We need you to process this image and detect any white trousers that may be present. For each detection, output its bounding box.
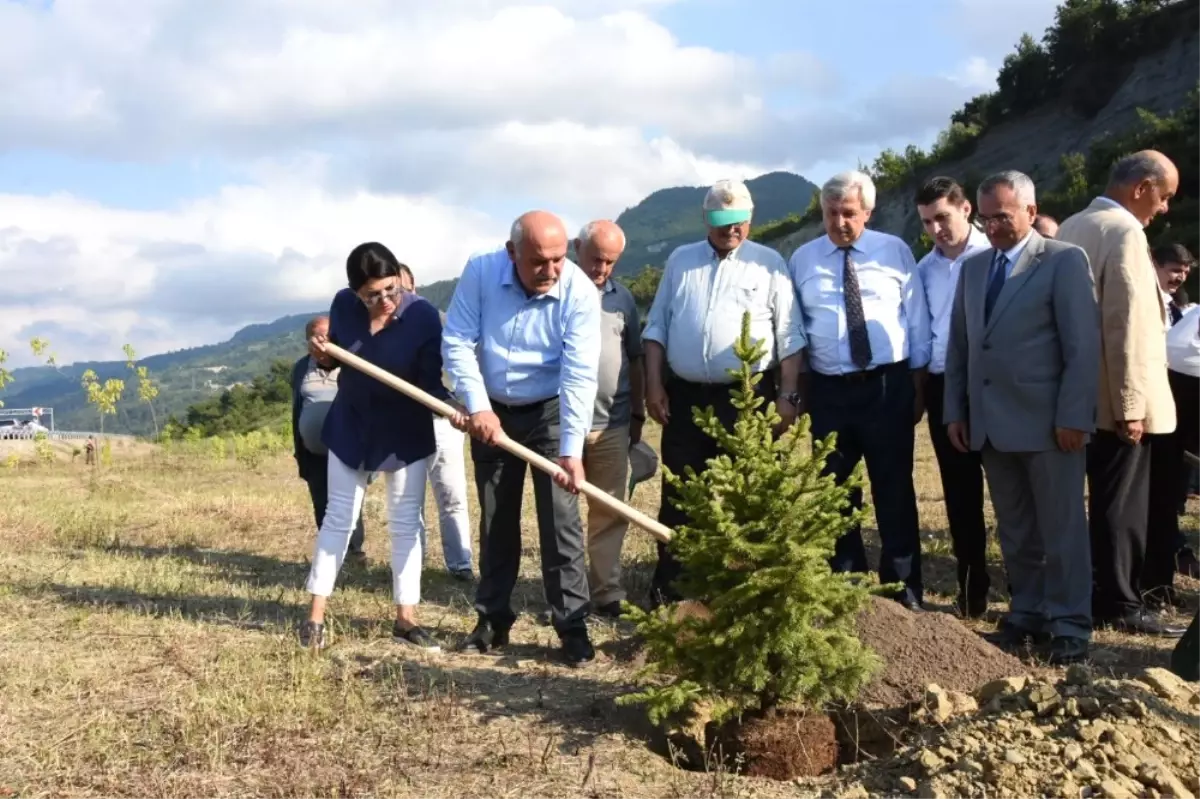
[421,417,473,571]
[306,451,429,606]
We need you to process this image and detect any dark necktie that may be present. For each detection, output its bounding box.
[984,252,1009,323]
[841,246,873,370]
[1170,300,1182,326]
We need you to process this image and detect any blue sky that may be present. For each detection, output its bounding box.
[0,0,1061,365]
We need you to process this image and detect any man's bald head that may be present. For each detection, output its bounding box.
[305,315,333,366]
[575,220,626,287]
[1106,149,1179,227]
[506,210,569,295]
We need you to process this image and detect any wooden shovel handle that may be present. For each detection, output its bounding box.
[322,341,673,543]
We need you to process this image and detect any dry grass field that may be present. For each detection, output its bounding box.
[0,423,1195,797]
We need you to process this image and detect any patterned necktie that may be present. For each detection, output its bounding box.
[984,252,1009,323]
[841,246,873,370]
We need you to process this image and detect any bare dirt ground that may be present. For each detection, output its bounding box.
[0,425,1195,797]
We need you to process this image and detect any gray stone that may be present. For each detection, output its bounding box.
[978,676,1027,702]
[1097,778,1136,799]
[1073,760,1099,781]
[1004,749,1027,765]
[1064,742,1085,762]
[897,776,917,793]
[1065,664,1093,686]
[1138,763,1195,799]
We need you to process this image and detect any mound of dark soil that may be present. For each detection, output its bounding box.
[854,596,1024,708]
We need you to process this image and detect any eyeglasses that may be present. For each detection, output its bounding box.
[359,284,401,307]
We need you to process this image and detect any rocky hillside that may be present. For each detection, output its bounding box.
[762,6,1199,259]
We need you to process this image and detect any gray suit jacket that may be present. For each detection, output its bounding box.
[943,230,1100,452]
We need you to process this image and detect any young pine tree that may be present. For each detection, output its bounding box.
[620,312,881,727]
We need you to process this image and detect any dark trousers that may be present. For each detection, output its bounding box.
[471,397,589,636]
[304,455,365,553]
[1145,432,1183,598]
[925,373,990,604]
[808,362,923,601]
[1087,430,1151,619]
[652,373,777,603]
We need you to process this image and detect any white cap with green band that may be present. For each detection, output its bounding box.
[702,178,754,227]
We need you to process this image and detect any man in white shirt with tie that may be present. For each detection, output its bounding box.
[643,179,807,606]
[789,169,931,610]
[914,176,993,617]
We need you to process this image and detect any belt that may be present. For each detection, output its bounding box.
[813,361,906,383]
[489,395,556,413]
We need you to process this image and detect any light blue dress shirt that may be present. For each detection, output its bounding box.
[442,246,602,458]
[918,227,991,375]
[789,228,932,376]
[642,239,806,383]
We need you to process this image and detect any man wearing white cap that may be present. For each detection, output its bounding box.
[642,178,807,606]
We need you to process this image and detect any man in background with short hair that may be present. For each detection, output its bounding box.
[292,315,366,561]
[573,219,645,617]
[1033,214,1059,238]
[914,176,993,617]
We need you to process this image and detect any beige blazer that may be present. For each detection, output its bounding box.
[1057,198,1176,434]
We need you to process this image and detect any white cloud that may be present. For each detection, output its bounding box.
[0,0,1037,367]
[0,181,499,366]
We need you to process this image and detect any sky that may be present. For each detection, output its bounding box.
[0,0,1062,367]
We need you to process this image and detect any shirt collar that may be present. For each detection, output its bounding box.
[600,278,616,294]
[934,227,990,262]
[1094,195,1143,227]
[1000,229,1034,264]
[823,228,871,257]
[500,262,564,300]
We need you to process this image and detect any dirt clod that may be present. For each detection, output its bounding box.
[711,709,839,781]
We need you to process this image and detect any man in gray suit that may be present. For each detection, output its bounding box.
[943,170,1100,665]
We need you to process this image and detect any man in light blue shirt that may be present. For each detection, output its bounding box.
[642,179,807,605]
[914,176,993,618]
[789,169,931,611]
[442,209,602,666]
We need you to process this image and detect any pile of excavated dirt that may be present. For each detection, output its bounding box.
[854,597,1025,708]
[813,665,1200,799]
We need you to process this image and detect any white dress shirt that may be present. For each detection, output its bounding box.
[918,228,991,375]
[789,228,932,375]
[642,239,806,383]
[1167,304,1200,378]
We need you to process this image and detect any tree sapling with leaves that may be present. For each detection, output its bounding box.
[619,312,881,728]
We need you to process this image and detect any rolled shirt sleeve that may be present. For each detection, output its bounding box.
[558,285,603,458]
[441,255,492,415]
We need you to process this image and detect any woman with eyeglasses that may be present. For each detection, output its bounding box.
[299,241,467,651]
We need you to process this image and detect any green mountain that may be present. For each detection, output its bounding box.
[415,170,818,309]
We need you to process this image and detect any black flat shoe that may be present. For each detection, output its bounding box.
[1101,610,1186,638]
[394,623,441,652]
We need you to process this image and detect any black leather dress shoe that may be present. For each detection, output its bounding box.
[1102,610,1186,638]
[1046,636,1088,665]
[457,617,510,653]
[561,630,595,667]
[986,620,1050,651]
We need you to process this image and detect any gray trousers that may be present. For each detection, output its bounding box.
[471,397,589,636]
[982,444,1091,640]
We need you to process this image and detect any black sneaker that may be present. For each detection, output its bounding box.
[449,567,476,582]
[457,617,510,653]
[394,623,441,652]
[562,631,595,666]
[298,620,326,650]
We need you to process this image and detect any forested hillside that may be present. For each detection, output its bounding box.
[760,0,1199,265]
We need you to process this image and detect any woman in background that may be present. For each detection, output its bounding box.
[299,242,466,651]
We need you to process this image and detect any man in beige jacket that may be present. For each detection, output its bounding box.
[1057,150,1185,638]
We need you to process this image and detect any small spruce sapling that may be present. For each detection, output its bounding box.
[619,312,881,727]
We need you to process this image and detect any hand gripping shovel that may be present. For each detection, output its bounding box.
[322,341,673,544]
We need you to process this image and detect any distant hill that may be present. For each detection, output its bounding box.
[612,170,817,273]
[5,171,816,436]
[414,170,818,313]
